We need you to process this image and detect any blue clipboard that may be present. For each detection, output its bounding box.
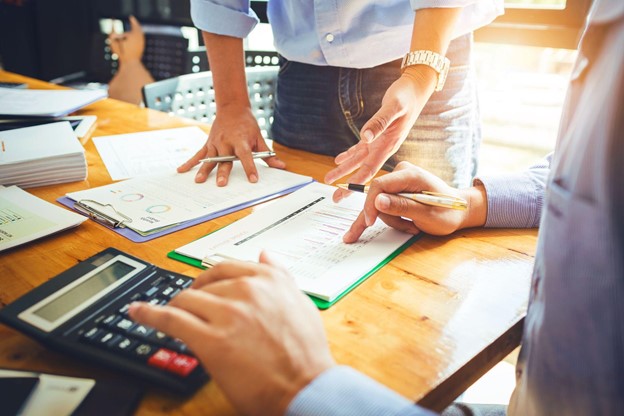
[57,181,313,243]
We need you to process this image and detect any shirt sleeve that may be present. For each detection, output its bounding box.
[190,0,258,38]
[410,0,505,39]
[475,153,553,228]
[286,366,436,416]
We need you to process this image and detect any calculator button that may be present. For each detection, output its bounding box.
[133,343,156,360]
[130,324,154,339]
[165,354,199,377]
[146,330,171,346]
[167,338,190,354]
[160,286,176,298]
[118,303,131,315]
[101,314,121,328]
[147,348,178,370]
[81,327,102,342]
[148,297,166,306]
[144,286,160,298]
[115,318,135,332]
[113,337,139,353]
[98,332,117,345]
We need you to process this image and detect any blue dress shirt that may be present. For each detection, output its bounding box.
[189,0,503,68]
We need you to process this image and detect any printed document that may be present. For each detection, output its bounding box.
[0,87,106,117]
[175,182,415,302]
[93,127,208,180]
[0,186,86,252]
[65,165,313,235]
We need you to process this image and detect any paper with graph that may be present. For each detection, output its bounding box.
[174,182,415,302]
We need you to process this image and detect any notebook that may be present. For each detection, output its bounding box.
[170,182,420,308]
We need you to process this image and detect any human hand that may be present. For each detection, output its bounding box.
[343,161,487,242]
[108,15,145,63]
[177,106,286,185]
[324,69,436,201]
[129,251,335,416]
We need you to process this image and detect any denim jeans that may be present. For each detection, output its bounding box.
[271,33,479,188]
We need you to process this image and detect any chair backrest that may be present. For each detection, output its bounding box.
[142,66,278,139]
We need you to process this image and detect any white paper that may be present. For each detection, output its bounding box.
[93,127,208,180]
[176,182,414,302]
[66,164,313,234]
[0,122,87,188]
[0,369,95,416]
[0,87,106,117]
[0,186,86,252]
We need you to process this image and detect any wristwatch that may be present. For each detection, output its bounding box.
[401,50,450,92]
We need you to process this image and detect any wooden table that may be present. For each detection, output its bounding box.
[0,71,538,414]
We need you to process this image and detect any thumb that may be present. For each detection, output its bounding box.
[359,104,397,143]
[128,15,142,33]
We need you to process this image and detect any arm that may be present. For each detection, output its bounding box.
[180,1,285,185]
[324,7,462,189]
[107,16,155,105]
[344,155,551,242]
[129,253,433,416]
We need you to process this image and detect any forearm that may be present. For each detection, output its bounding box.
[202,31,250,110]
[402,7,462,93]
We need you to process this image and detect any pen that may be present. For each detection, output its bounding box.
[337,183,468,210]
[199,151,276,163]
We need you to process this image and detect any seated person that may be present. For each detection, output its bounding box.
[107,16,154,105]
[128,0,624,414]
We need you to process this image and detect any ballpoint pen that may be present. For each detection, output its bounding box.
[199,151,276,163]
[337,183,468,210]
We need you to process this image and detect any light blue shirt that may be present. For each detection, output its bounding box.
[287,0,624,414]
[189,0,503,68]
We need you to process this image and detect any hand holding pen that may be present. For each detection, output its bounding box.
[341,161,488,243]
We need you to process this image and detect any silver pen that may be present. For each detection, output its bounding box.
[199,151,276,163]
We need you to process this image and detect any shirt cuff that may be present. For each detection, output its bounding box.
[410,0,504,39]
[190,0,259,38]
[475,173,543,228]
[287,366,435,416]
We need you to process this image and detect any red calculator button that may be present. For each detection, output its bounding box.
[148,348,178,369]
[165,354,199,377]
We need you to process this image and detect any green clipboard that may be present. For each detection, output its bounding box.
[168,233,422,309]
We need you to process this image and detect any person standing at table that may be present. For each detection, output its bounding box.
[107,16,155,105]
[130,0,624,414]
[178,1,503,189]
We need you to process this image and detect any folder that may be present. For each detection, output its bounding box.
[169,182,421,309]
[58,165,314,243]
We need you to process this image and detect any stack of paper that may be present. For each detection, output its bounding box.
[0,122,87,188]
[0,185,86,252]
[0,87,107,117]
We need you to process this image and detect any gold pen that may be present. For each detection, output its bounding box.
[337,183,467,210]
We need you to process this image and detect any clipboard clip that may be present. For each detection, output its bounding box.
[74,199,132,228]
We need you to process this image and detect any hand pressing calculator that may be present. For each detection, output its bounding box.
[0,248,208,395]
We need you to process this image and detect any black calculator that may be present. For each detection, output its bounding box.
[0,248,208,395]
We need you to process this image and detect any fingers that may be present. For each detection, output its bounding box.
[324,144,367,184]
[192,259,267,289]
[343,211,368,243]
[128,15,142,34]
[129,301,213,346]
[359,104,399,144]
[215,162,233,186]
[377,213,421,235]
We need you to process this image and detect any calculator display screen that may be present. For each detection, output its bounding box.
[32,261,135,323]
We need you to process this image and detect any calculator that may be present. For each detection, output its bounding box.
[0,248,208,395]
